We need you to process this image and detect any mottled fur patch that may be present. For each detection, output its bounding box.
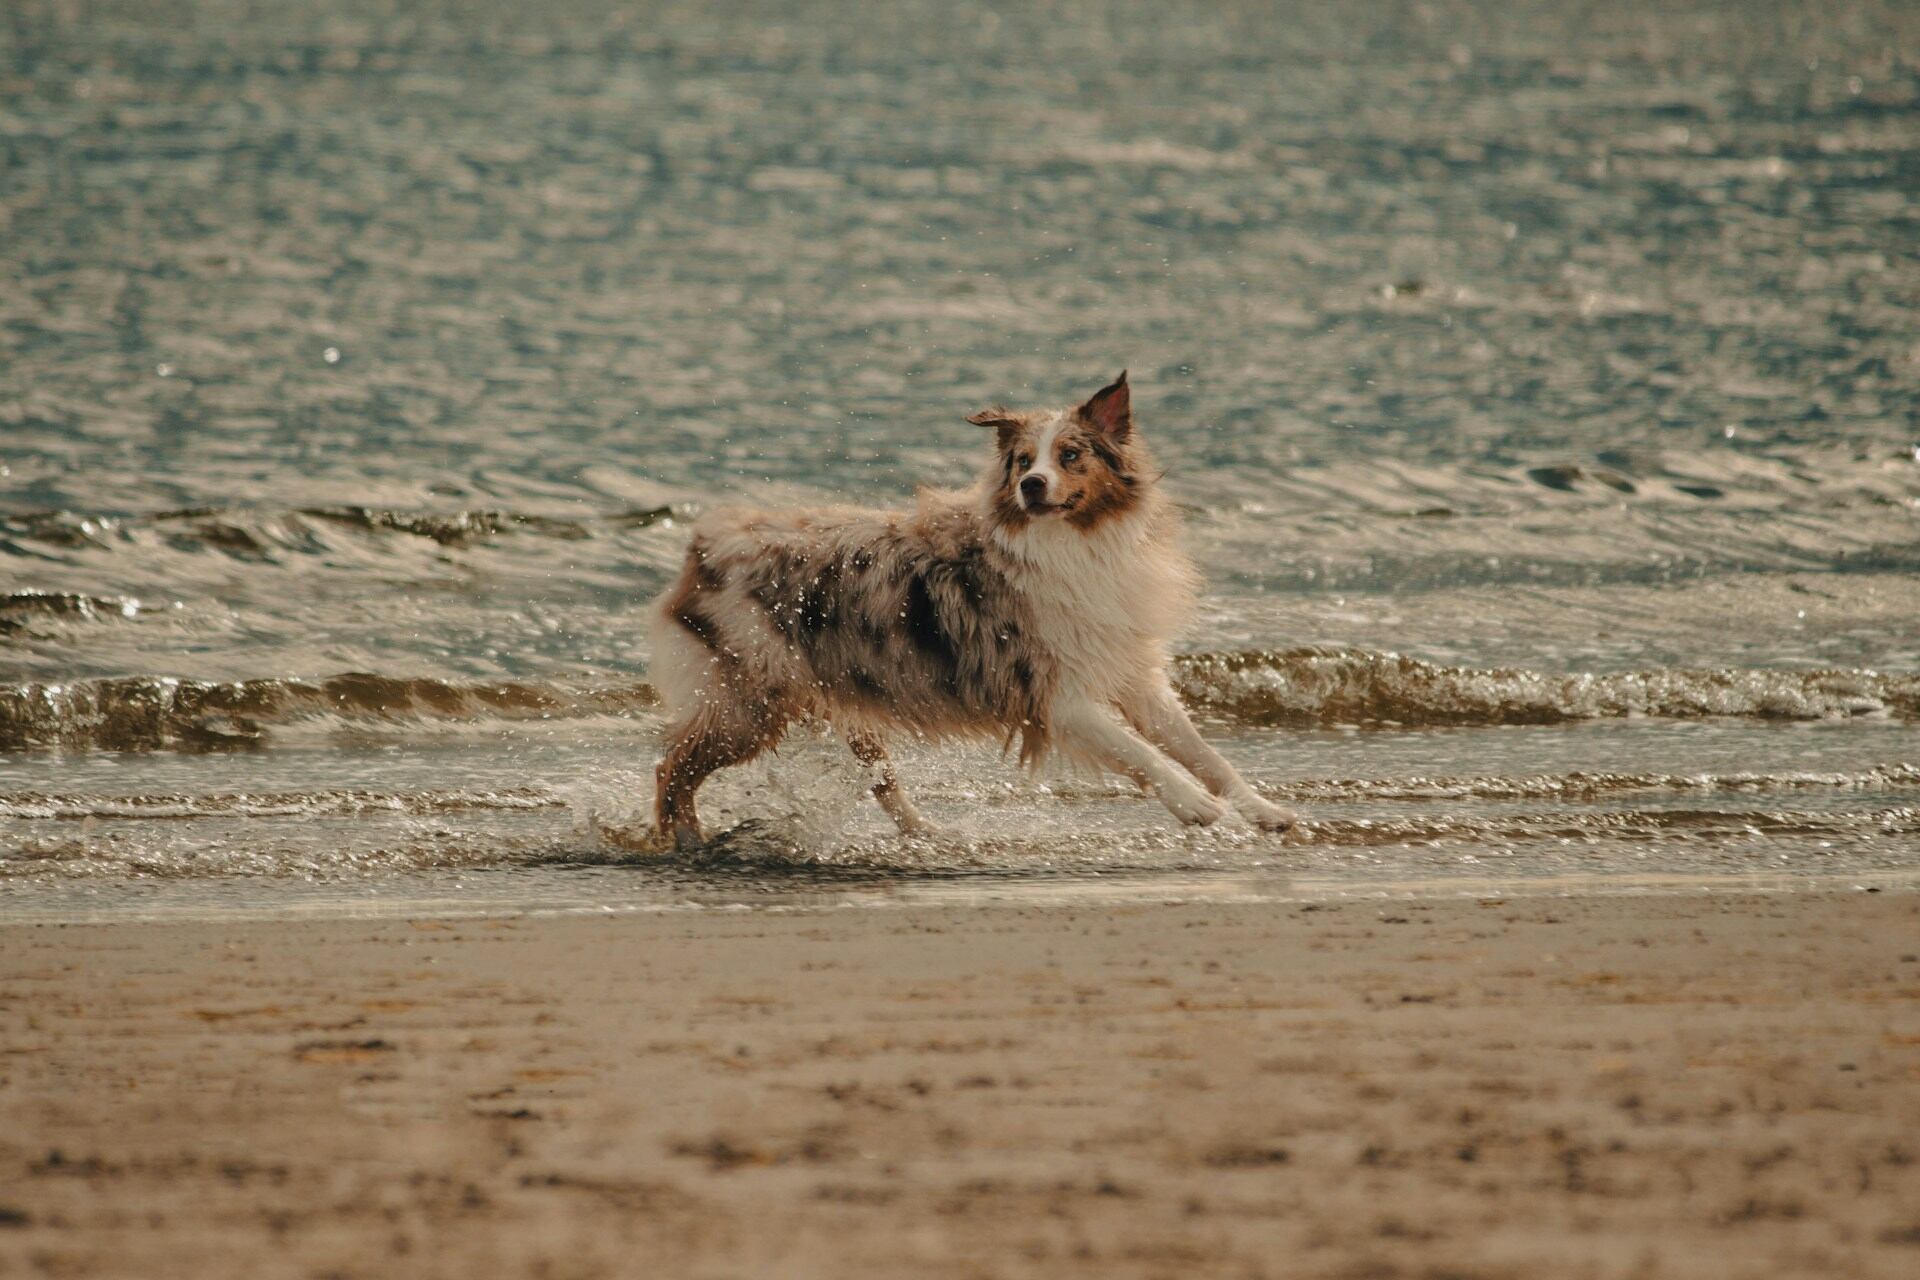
[657,497,1058,762]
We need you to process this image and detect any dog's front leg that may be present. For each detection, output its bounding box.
[1120,679,1298,832]
[1053,698,1225,827]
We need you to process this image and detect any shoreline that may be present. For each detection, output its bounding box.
[6,862,1919,929]
[4,887,1918,1277]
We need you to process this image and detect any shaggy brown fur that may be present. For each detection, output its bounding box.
[647,372,1295,846]
[648,489,1062,840]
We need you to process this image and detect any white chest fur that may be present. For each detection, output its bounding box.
[992,510,1194,702]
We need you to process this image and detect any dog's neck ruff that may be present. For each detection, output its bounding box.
[987,492,1159,569]
[983,488,1195,700]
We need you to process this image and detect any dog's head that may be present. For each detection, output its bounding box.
[968,372,1148,532]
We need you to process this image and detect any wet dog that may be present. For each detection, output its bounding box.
[647,372,1299,846]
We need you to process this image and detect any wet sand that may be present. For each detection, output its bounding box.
[3,889,1918,1279]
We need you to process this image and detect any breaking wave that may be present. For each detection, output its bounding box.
[1301,803,1920,850]
[0,785,561,821]
[0,590,143,634]
[0,505,675,556]
[1266,762,1920,802]
[0,672,658,751]
[1169,648,1920,728]
[4,648,1916,752]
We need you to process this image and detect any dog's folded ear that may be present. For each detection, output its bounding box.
[1076,371,1131,439]
[966,407,1019,430]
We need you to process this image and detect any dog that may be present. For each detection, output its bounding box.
[646,372,1299,847]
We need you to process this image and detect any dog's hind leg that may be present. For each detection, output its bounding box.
[842,727,931,836]
[1119,678,1298,832]
[655,696,787,849]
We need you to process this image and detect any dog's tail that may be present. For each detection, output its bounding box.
[646,547,724,722]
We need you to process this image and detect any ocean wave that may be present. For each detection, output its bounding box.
[0,785,561,821]
[0,504,675,557]
[1263,763,1920,802]
[8,800,1915,883]
[1170,648,1920,727]
[0,590,143,635]
[4,648,1915,751]
[1299,804,1920,849]
[0,673,658,752]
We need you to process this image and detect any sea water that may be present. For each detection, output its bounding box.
[4,0,1917,919]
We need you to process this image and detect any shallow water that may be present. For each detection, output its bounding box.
[3,0,1918,919]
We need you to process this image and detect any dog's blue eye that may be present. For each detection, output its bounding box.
[1059,448,1081,464]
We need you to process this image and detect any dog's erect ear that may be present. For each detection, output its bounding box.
[1076,371,1131,439]
[966,407,1019,430]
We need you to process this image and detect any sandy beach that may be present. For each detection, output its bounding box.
[3,888,1917,1279]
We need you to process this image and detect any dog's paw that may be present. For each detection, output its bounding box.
[1241,797,1300,833]
[1163,782,1226,827]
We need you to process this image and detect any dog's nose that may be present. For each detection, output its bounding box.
[1019,475,1048,503]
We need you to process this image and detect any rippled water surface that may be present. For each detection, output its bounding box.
[3,0,1918,917]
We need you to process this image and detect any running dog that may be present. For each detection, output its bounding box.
[647,372,1299,846]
